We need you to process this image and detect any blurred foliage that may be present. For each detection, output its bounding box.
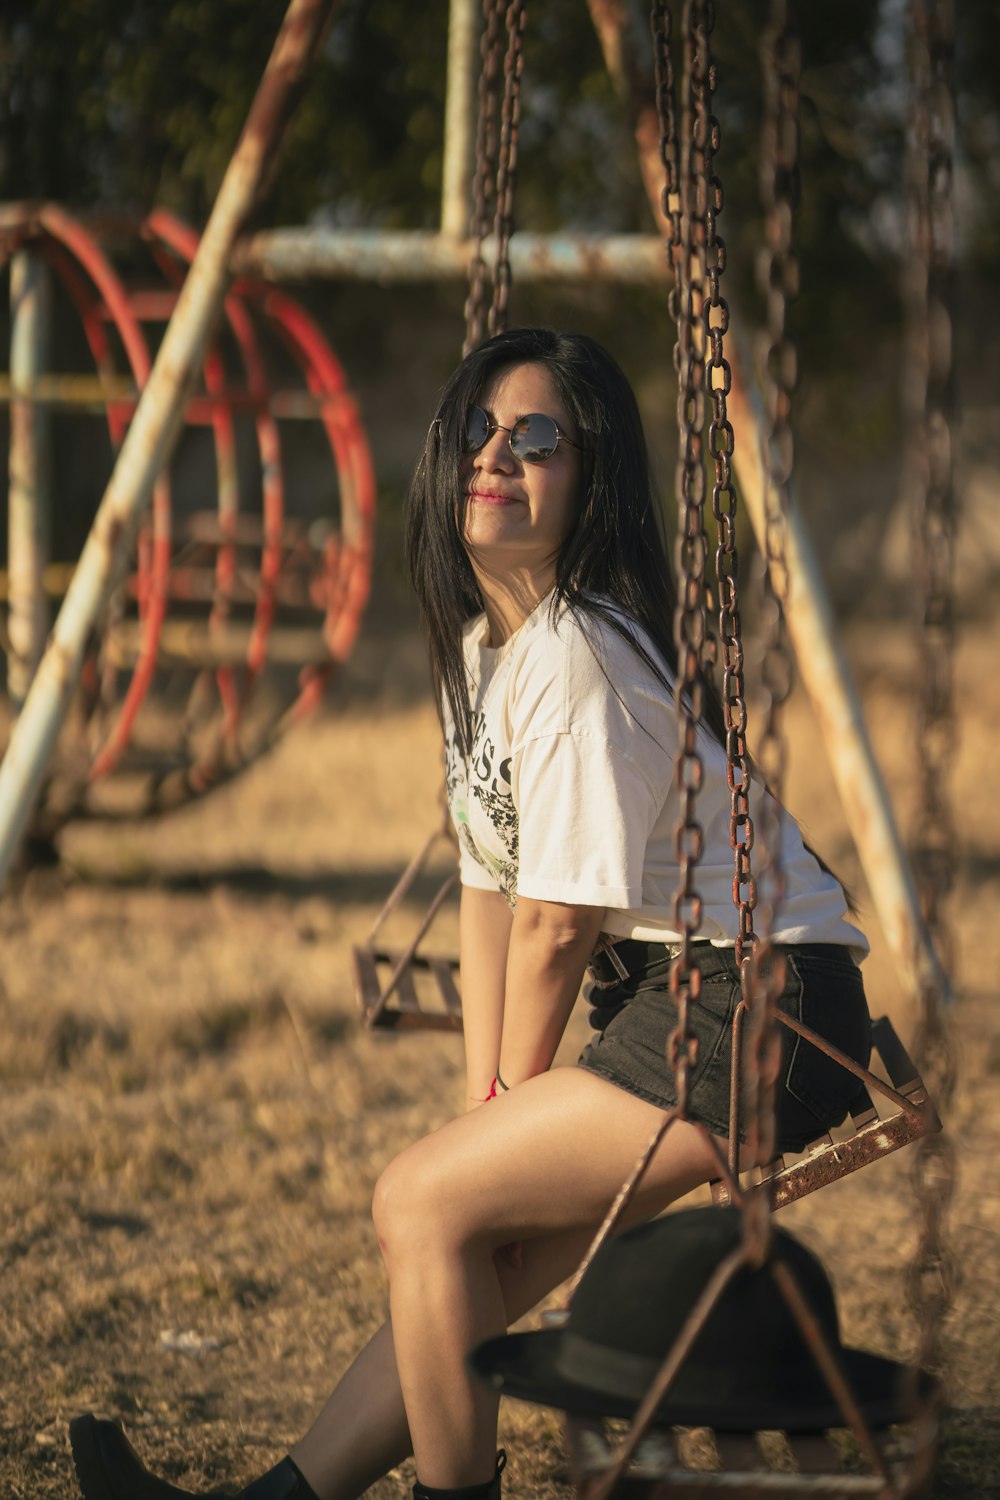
[0,0,996,371]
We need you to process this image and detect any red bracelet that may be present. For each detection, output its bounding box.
[486,1071,510,1101]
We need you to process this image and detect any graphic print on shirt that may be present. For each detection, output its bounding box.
[446,707,519,905]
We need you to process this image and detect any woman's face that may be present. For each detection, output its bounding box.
[460,361,583,587]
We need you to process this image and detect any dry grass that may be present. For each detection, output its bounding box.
[1,619,998,1498]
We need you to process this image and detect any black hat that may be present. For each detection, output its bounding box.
[469,1208,920,1433]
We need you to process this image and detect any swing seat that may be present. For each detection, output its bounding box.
[353,817,463,1031]
[354,939,462,1032]
[710,1016,941,1212]
[565,1416,911,1499]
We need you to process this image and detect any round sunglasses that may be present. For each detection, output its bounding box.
[464,405,582,464]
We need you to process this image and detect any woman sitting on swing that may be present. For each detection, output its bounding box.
[71,327,872,1500]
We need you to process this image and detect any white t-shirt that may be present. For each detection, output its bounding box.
[444,593,869,954]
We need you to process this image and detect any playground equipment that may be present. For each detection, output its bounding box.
[0,204,373,832]
[0,0,959,1493]
[352,1,957,1494]
[0,0,341,876]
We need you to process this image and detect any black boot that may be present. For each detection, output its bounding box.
[69,1416,320,1500]
[412,1450,506,1500]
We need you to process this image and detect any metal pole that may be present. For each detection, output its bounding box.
[441,0,480,239]
[7,250,53,708]
[0,0,338,883]
[233,228,668,281]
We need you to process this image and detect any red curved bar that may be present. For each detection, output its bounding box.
[0,203,173,781]
[144,211,287,728]
[1,201,375,809]
[244,281,375,666]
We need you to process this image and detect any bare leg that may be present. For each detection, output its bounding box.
[290,1225,598,1500]
[289,1322,408,1500]
[373,1068,722,1489]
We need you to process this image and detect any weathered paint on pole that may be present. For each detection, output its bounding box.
[441,0,480,239]
[0,372,354,419]
[7,250,53,707]
[0,0,338,882]
[233,229,669,282]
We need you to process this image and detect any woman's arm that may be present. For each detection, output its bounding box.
[459,885,513,1110]
[498,896,606,1088]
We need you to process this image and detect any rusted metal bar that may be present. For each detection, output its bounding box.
[0,0,338,882]
[728,997,749,1179]
[0,564,321,609]
[776,1009,927,1122]
[103,619,333,668]
[770,1260,890,1484]
[7,249,53,707]
[0,374,351,421]
[590,1246,749,1500]
[441,0,480,238]
[232,229,668,282]
[354,946,465,1033]
[568,1426,892,1496]
[767,1103,938,1211]
[561,1115,738,1309]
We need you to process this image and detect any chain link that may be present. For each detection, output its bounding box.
[464,0,505,355]
[488,0,526,337]
[699,12,757,976]
[651,1,683,319]
[665,0,714,1119]
[652,0,723,684]
[736,0,802,1196]
[903,0,958,1486]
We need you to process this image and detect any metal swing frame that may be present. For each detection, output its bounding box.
[355,4,955,1498]
[353,809,463,1032]
[556,2,957,1498]
[0,0,958,1494]
[353,0,944,1210]
[710,1011,941,1213]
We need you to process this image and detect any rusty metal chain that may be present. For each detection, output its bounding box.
[651,1,682,317]
[666,0,713,1120]
[488,0,526,337]
[653,0,722,689]
[700,14,757,978]
[464,0,505,355]
[903,0,959,1485]
[737,0,801,1205]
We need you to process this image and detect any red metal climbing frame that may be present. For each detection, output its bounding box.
[0,201,375,825]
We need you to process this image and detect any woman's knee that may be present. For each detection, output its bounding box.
[372,1141,462,1262]
[372,1150,417,1255]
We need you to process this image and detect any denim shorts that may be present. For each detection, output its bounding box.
[577,940,872,1154]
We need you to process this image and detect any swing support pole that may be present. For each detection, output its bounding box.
[7,249,53,709]
[726,353,949,1004]
[0,0,338,885]
[441,0,480,239]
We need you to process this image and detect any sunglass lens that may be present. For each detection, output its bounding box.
[465,406,491,452]
[510,413,560,462]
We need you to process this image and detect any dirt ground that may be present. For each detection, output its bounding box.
[1,603,998,1500]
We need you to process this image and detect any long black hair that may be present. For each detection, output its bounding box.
[405,326,730,759]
